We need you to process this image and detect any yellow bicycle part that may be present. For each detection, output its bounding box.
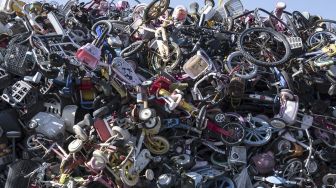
[207,20,215,28]
[10,0,25,17]
[120,161,139,186]
[59,173,70,184]
[158,88,197,114]
[81,90,95,101]
[110,79,127,98]
[101,68,109,80]
[322,44,336,57]
[144,135,170,155]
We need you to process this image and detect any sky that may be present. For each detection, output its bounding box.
[24,0,336,20]
[140,0,336,19]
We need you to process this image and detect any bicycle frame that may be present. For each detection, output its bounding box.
[292,45,336,78]
[137,20,176,63]
[150,77,243,139]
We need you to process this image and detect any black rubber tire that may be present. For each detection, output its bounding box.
[220,122,245,146]
[238,27,291,67]
[315,19,336,32]
[226,51,258,79]
[120,40,145,57]
[292,11,310,30]
[143,0,170,23]
[307,31,336,48]
[152,42,181,72]
[283,13,300,37]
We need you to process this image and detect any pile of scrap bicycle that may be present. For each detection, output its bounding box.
[0,0,336,187]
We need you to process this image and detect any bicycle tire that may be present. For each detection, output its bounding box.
[307,31,336,48]
[292,11,310,30]
[226,51,258,79]
[283,13,300,37]
[243,116,272,146]
[220,122,245,146]
[315,19,336,33]
[120,40,145,57]
[238,27,291,67]
[153,42,181,72]
[143,0,170,23]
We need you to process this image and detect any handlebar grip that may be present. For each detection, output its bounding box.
[253,176,263,181]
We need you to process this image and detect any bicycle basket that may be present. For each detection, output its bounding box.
[1,80,38,109]
[0,48,5,64]
[3,43,35,76]
[286,37,303,49]
[183,50,212,79]
[223,0,244,17]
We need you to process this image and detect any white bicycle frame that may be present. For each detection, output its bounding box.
[0,0,12,13]
[139,20,173,63]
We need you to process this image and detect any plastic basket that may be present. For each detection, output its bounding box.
[40,79,54,95]
[287,37,303,49]
[224,0,244,17]
[1,80,37,109]
[183,50,212,80]
[4,43,35,76]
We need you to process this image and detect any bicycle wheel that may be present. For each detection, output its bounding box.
[243,117,272,146]
[282,158,303,181]
[238,27,291,67]
[203,176,235,188]
[120,40,145,57]
[292,11,310,31]
[314,128,336,148]
[220,122,245,146]
[315,19,336,33]
[210,153,229,167]
[283,13,300,37]
[120,161,139,186]
[226,51,258,79]
[144,136,170,155]
[308,31,336,49]
[25,134,47,151]
[150,42,181,72]
[143,0,170,23]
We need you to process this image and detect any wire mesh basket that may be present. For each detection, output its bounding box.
[31,34,79,67]
[3,43,35,76]
[1,80,38,109]
[0,48,5,65]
